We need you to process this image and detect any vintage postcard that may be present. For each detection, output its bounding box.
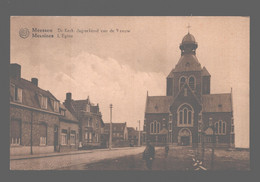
[10,16,249,170]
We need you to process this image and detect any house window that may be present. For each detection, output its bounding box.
[215,120,226,135]
[89,132,92,142]
[10,120,21,145]
[150,121,160,134]
[143,124,146,132]
[54,101,59,112]
[179,77,186,89]
[189,76,195,90]
[40,123,47,145]
[40,96,48,109]
[85,131,89,140]
[14,87,23,103]
[70,130,76,145]
[178,104,194,126]
[61,129,68,145]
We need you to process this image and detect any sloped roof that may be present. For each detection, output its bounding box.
[167,68,175,78]
[145,96,173,114]
[59,103,79,123]
[104,123,126,132]
[202,93,232,112]
[70,99,100,114]
[127,127,138,136]
[174,54,201,72]
[10,77,59,113]
[201,66,211,76]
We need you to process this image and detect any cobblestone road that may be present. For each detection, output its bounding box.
[10,147,146,170]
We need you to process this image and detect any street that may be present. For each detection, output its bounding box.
[58,146,250,171]
[10,146,250,171]
[10,146,146,170]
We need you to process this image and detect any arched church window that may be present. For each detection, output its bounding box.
[180,77,186,89]
[215,120,226,135]
[178,104,193,126]
[189,76,195,90]
[150,121,160,134]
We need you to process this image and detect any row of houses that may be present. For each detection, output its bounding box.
[10,63,142,156]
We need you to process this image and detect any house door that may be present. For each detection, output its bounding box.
[54,125,58,152]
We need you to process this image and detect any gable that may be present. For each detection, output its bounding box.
[170,82,201,111]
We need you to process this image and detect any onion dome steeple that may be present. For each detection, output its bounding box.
[179,32,198,56]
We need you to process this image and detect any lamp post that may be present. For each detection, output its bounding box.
[138,120,141,147]
[109,104,113,150]
[209,118,215,170]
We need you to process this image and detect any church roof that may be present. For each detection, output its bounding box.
[202,93,232,112]
[174,54,201,72]
[145,96,173,114]
[167,68,175,78]
[201,67,211,76]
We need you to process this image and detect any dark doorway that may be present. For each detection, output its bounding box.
[54,125,59,152]
[181,136,190,146]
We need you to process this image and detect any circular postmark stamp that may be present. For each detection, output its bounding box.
[19,28,30,39]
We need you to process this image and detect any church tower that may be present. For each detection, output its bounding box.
[166,32,211,98]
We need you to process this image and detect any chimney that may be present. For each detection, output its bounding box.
[10,63,21,79]
[66,92,72,102]
[31,78,38,86]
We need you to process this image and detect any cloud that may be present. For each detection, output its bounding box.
[34,52,165,128]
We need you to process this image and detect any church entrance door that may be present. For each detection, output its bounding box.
[178,128,192,146]
[181,136,190,146]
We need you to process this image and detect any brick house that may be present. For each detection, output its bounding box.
[104,123,128,147]
[10,64,60,155]
[143,32,235,148]
[59,103,80,152]
[63,93,104,149]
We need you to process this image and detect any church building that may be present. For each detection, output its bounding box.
[143,32,235,148]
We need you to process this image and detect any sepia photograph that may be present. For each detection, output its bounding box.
[9,16,249,171]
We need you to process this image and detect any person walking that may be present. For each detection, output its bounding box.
[143,140,155,170]
[164,144,169,158]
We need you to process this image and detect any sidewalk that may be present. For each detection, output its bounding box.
[10,146,141,160]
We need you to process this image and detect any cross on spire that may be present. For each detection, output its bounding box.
[187,23,191,33]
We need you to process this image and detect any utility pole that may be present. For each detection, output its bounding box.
[30,111,33,155]
[138,120,141,147]
[109,104,113,150]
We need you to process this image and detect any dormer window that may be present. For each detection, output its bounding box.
[14,87,23,103]
[54,101,59,112]
[40,95,47,109]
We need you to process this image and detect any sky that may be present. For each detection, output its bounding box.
[10,16,249,148]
